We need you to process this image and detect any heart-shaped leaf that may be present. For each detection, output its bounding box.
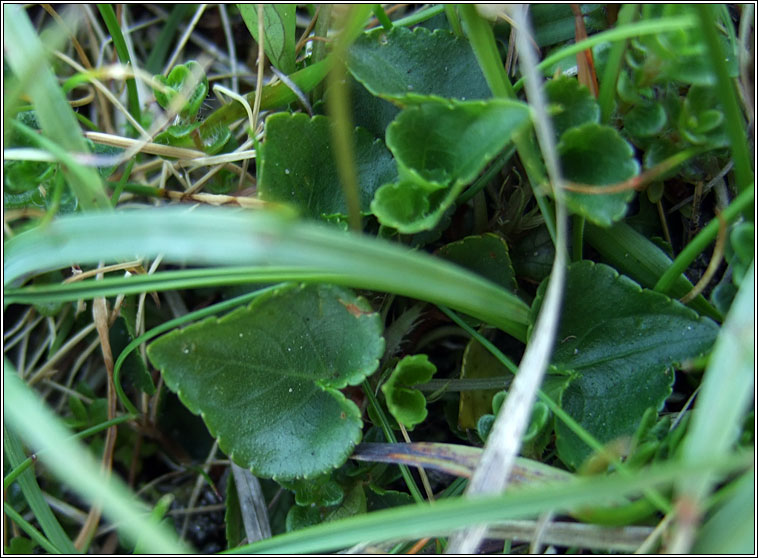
[347,27,490,104]
[258,113,396,220]
[372,98,530,233]
[147,283,385,480]
[533,261,719,469]
[382,354,436,429]
[559,123,640,227]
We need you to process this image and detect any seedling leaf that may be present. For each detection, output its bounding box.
[382,354,437,429]
[153,61,209,120]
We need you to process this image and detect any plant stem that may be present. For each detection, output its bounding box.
[444,5,463,37]
[4,414,136,490]
[371,4,393,30]
[392,5,445,28]
[512,14,700,92]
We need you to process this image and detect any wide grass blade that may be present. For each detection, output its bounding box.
[3,208,530,340]
[3,4,110,210]
[224,452,750,554]
[4,361,192,554]
[4,425,78,554]
[677,263,754,502]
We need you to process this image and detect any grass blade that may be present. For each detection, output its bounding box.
[224,453,750,554]
[4,361,192,554]
[3,4,110,210]
[4,425,79,554]
[3,208,530,341]
[96,4,141,123]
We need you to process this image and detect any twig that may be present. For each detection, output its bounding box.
[163,4,207,75]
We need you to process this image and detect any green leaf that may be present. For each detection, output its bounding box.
[559,123,640,226]
[279,475,345,508]
[109,316,155,396]
[4,363,190,553]
[726,222,754,285]
[544,77,600,139]
[381,354,437,429]
[459,330,507,431]
[238,4,296,74]
[147,284,384,480]
[224,473,245,549]
[366,486,414,511]
[510,225,555,284]
[372,98,530,233]
[3,6,109,210]
[534,261,719,469]
[4,208,530,341]
[347,76,401,139]
[529,4,608,48]
[347,27,490,104]
[153,61,209,119]
[635,4,738,85]
[678,85,729,147]
[286,484,366,531]
[437,233,518,293]
[5,536,36,555]
[258,113,396,220]
[388,98,529,185]
[623,101,667,139]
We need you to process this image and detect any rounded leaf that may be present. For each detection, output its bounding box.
[624,101,667,139]
[544,77,600,139]
[147,283,385,480]
[559,123,640,226]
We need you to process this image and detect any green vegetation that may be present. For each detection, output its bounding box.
[3,4,754,554]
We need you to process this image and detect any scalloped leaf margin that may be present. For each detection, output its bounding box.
[532,261,719,469]
[147,283,385,480]
[371,97,530,233]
